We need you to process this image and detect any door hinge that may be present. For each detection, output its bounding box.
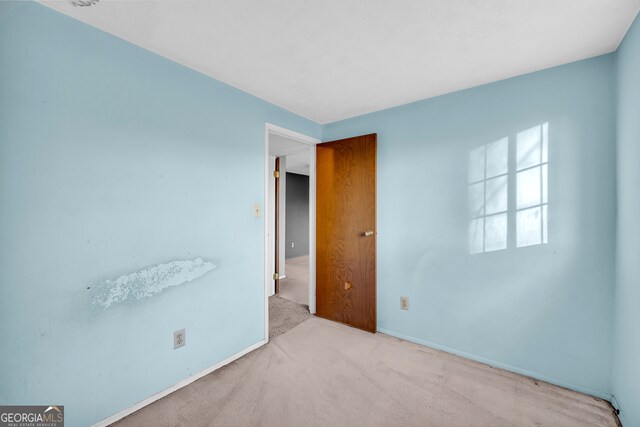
[273,273,279,280]
[273,170,280,178]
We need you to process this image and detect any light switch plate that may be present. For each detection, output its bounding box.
[253,204,261,218]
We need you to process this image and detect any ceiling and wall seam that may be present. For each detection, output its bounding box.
[38,1,640,124]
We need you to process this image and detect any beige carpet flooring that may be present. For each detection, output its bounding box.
[278,255,308,305]
[268,295,311,339]
[114,317,619,427]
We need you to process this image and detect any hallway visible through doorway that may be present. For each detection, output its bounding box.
[279,255,309,306]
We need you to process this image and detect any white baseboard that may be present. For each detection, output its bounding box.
[377,328,613,402]
[92,339,267,427]
[610,395,626,426]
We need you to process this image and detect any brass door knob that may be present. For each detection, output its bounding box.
[364,230,374,237]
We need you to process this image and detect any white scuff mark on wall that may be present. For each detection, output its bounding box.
[91,258,216,309]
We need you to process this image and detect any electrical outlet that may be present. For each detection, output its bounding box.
[400,296,409,310]
[174,328,186,349]
[291,242,295,248]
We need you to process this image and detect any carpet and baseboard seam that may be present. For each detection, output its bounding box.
[91,339,267,427]
[93,321,617,426]
[94,296,311,426]
[377,327,613,401]
[114,317,619,426]
[610,395,626,426]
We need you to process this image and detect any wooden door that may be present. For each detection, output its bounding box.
[316,134,376,333]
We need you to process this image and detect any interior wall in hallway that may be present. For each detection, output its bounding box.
[285,173,310,258]
[324,54,617,398]
[0,3,321,426]
[612,12,640,427]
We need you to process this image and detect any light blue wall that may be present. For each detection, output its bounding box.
[324,55,617,397]
[0,3,320,426]
[1,1,634,425]
[613,13,640,427]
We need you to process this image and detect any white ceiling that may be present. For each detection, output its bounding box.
[269,134,311,175]
[41,0,640,124]
[269,134,310,157]
[284,151,311,176]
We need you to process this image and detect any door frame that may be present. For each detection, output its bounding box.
[274,156,281,294]
[264,123,320,342]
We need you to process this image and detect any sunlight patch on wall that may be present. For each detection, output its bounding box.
[90,258,216,309]
[516,123,549,247]
[468,122,549,254]
[468,137,509,254]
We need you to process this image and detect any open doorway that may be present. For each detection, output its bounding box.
[264,124,319,340]
[280,169,309,305]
